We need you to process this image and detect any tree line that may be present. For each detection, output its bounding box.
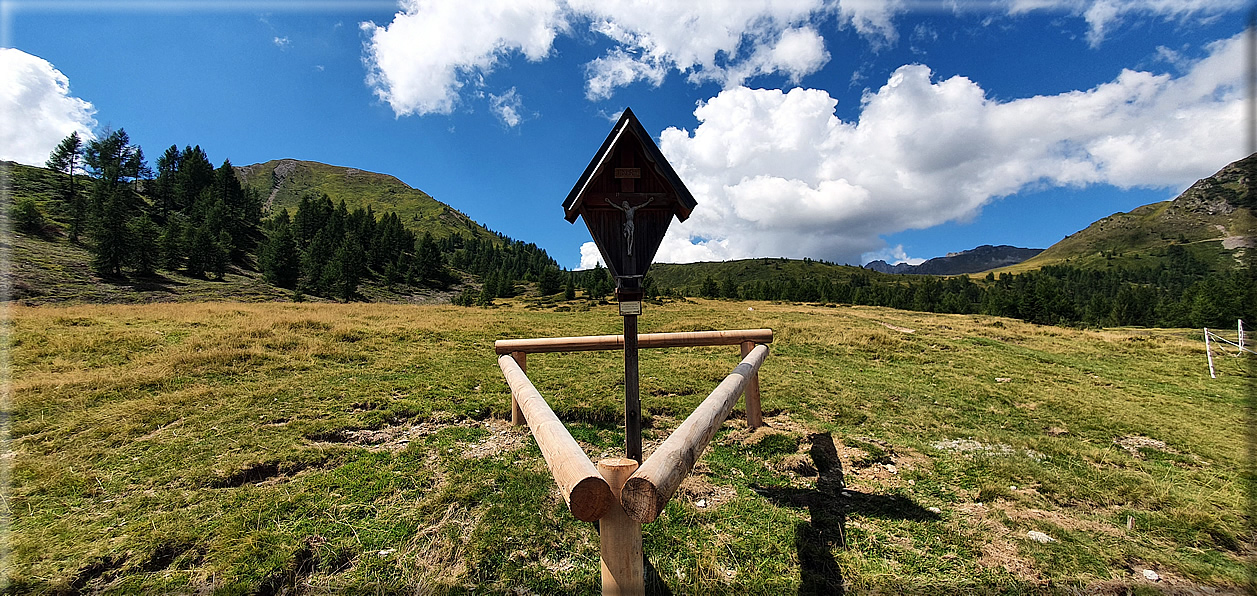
[667,248,1254,329]
[35,129,565,302]
[33,130,1252,326]
[257,193,453,301]
[42,129,263,279]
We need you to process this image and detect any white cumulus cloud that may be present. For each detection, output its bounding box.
[488,87,527,127]
[649,30,1246,266]
[578,241,605,270]
[1002,0,1248,47]
[361,0,568,116]
[862,244,925,266]
[0,49,96,166]
[362,0,840,116]
[361,0,1248,118]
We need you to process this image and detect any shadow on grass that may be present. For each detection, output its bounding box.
[97,271,190,293]
[754,432,940,595]
[644,556,674,596]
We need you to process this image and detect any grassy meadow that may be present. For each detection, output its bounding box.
[3,298,1252,594]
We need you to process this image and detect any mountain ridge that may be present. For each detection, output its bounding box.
[863,244,1044,275]
[235,159,498,244]
[990,152,1256,275]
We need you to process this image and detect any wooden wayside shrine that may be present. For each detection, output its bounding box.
[563,107,699,467]
[495,107,771,596]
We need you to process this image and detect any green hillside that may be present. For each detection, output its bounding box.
[235,159,497,244]
[2,158,557,306]
[994,153,1256,275]
[647,257,892,296]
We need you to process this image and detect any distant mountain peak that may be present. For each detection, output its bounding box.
[235,158,497,244]
[864,244,1043,275]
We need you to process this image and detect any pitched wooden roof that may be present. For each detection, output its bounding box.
[562,107,697,223]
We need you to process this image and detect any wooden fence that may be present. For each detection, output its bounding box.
[494,329,772,595]
[494,328,771,429]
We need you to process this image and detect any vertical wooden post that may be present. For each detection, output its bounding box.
[598,458,644,596]
[511,352,527,425]
[624,314,641,462]
[1205,328,1216,379]
[740,341,763,430]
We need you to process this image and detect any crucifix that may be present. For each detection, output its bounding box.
[563,107,697,463]
[604,197,653,256]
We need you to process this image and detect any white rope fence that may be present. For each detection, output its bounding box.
[1204,320,1254,378]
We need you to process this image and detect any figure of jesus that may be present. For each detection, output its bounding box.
[605,197,652,256]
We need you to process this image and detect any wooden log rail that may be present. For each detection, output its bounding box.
[496,329,772,429]
[494,328,773,355]
[499,354,614,522]
[620,344,769,523]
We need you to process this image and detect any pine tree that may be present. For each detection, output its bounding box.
[564,273,576,301]
[128,216,160,276]
[211,229,232,280]
[327,235,366,302]
[260,211,300,289]
[11,199,46,235]
[700,275,719,298]
[538,267,562,296]
[159,217,185,271]
[479,271,497,306]
[185,225,215,278]
[45,132,84,241]
[91,189,132,276]
[414,232,446,285]
[84,129,145,275]
[175,146,215,213]
[301,228,338,295]
[213,159,251,260]
[153,145,181,218]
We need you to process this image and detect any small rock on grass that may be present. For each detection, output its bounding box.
[1026,530,1055,543]
[1142,569,1160,582]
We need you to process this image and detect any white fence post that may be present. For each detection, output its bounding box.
[1205,328,1216,379]
[1239,320,1245,353]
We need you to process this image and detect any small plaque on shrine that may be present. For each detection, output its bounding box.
[614,168,641,179]
[618,301,642,316]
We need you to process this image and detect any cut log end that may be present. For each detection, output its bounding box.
[620,476,662,523]
[568,475,615,522]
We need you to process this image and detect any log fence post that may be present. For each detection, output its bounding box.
[510,351,526,426]
[598,458,644,596]
[740,341,763,430]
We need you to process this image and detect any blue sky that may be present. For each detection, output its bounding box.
[2,1,1251,270]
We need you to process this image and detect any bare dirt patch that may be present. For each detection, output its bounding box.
[462,419,530,459]
[953,502,1043,582]
[1114,434,1168,457]
[1221,235,1253,250]
[1113,434,1203,467]
[931,438,1046,461]
[677,475,738,510]
[998,506,1122,537]
[311,418,531,457]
